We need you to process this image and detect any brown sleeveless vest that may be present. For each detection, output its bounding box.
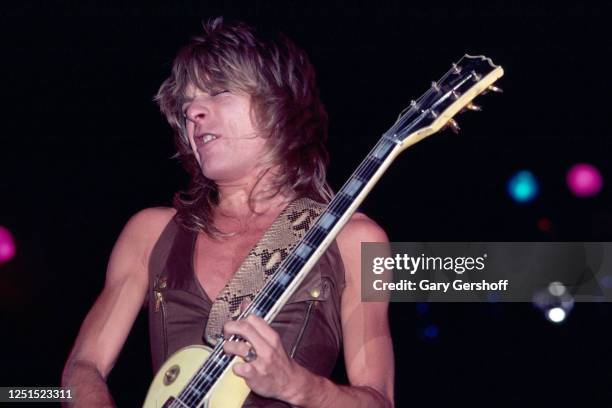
[147,214,346,407]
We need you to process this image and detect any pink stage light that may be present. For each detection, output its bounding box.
[566,163,603,197]
[0,226,16,263]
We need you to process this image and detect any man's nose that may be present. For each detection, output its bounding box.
[185,104,209,123]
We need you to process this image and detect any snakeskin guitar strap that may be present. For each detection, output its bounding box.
[204,197,325,345]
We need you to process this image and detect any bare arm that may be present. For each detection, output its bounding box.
[61,208,175,407]
[289,213,394,407]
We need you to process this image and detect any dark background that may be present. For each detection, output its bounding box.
[1,1,611,406]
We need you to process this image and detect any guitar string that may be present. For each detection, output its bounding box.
[176,61,467,406]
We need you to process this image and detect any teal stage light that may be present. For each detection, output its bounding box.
[508,170,539,203]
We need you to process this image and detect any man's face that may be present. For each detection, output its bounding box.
[181,84,269,184]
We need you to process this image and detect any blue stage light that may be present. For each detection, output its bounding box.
[508,170,539,203]
[416,303,429,315]
[423,324,439,339]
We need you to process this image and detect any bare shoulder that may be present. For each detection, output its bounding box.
[336,212,389,283]
[336,212,389,250]
[106,206,177,283]
[119,206,177,260]
[124,206,177,236]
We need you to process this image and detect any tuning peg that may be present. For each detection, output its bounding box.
[487,85,503,93]
[466,102,482,111]
[446,118,460,134]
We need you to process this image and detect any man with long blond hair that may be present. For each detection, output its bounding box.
[63,17,394,407]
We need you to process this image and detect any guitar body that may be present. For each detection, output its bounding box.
[143,345,250,408]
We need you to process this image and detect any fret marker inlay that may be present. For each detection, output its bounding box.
[277,272,291,286]
[345,178,363,196]
[295,243,313,259]
[319,212,336,230]
[372,141,391,159]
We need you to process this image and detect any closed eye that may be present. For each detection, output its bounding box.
[180,90,228,118]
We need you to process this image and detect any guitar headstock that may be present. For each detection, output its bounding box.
[387,54,504,151]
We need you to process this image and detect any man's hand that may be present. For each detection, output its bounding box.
[222,315,305,402]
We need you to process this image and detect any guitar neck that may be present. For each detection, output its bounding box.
[252,133,401,324]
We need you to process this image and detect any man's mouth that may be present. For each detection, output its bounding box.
[195,133,220,147]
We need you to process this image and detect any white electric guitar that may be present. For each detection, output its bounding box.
[144,54,504,408]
